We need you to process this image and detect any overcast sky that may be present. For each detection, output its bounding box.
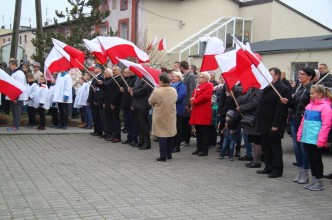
[0,0,332,29]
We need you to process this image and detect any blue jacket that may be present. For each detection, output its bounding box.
[171,81,187,115]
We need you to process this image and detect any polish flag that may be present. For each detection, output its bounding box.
[0,69,26,100]
[44,46,73,80]
[200,37,225,72]
[83,38,108,64]
[97,36,149,64]
[117,58,160,88]
[146,36,158,51]
[52,38,85,69]
[158,38,166,51]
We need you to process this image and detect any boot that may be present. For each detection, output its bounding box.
[304,176,316,189]
[298,169,309,184]
[293,167,302,182]
[235,145,241,157]
[308,178,324,191]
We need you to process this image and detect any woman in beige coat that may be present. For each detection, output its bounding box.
[148,73,178,161]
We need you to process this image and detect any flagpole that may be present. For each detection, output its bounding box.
[141,77,155,90]
[232,36,283,100]
[315,70,332,85]
[229,89,243,116]
[75,68,96,93]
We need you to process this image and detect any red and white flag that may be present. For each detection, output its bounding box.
[83,38,108,64]
[146,36,158,51]
[52,38,85,69]
[118,58,160,88]
[97,36,149,64]
[158,38,166,51]
[0,69,26,100]
[200,37,225,72]
[44,46,73,81]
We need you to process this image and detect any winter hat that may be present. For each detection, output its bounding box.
[172,70,183,80]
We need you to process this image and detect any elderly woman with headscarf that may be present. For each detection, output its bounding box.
[170,71,187,153]
[189,71,214,156]
[148,72,178,162]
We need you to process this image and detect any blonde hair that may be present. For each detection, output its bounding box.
[311,84,332,102]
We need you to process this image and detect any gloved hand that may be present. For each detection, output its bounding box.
[39,103,44,107]
[63,96,69,102]
[52,103,56,107]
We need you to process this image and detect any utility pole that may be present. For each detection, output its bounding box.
[10,0,22,60]
[35,0,43,61]
[35,0,43,34]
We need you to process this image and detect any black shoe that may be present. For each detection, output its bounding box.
[99,134,106,138]
[292,162,297,166]
[62,125,68,130]
[245,161,261,168]
[198,152,208,156]
[256,169,272,174]
[156,157,166,162]
[268,173,282,178]
[139,146,151,150]
[167,155,172,160]
[92,133,102,136]
[323,173,332,179]
[192,151,200,155]
[122,139,131,144]
[131,142,142,148]
[56,125,63,129]
[172,148,180,153]
[239,155,253,161]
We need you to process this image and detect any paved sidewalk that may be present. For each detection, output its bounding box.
[0,133,331,220]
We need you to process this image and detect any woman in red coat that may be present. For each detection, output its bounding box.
[189,72,214,156]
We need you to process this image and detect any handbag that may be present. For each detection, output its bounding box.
[241,114,256,127]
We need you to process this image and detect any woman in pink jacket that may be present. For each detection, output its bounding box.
[189,72,213,156]
[297,84,332,191]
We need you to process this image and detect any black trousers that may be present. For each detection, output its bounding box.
[209,124,217,147]
[134,109,151,146]
[261,131,283,175]
[92,104,102,134]
[38,107,45,126]
[174,115,183,150]
[103,107,112,136]
[49,107,59,126]
[304,143,324,178]
[27,106,36,125]
[195,125,210,154]
[110,109,121,138]
[80,107,85,123]
[159,137,174,158]
[58,103,70,126]
[182,116,191,144]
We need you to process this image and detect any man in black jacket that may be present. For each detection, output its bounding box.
[121,68,138,145]
[87,64,104,136]
[131,77,153,150]
[255,67,291,178]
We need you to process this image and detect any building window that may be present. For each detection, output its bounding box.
[19,36,22,44]
[112,0,116,9]
[291,62,318,81]
[8,38,11,42]
[3,39,5,44]
[120,0,128,10]
[118,19,129,40]
[24,35,27,43]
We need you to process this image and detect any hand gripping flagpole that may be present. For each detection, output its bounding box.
[232,36,283,100]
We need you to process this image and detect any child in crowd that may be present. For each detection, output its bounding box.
[74,75,92,128]
[48,74,59,128]
[297,84,332,191]
[219,109,242,161]
[34,75,49,130]
[26,74,38,127]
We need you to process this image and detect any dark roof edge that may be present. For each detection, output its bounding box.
[237,0,273,7]
[274,0,332,33]
[254,48,332,54]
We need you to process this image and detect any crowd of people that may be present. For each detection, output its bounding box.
[1,59,332,191]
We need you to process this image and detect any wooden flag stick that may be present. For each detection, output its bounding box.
[315,70,332,85]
